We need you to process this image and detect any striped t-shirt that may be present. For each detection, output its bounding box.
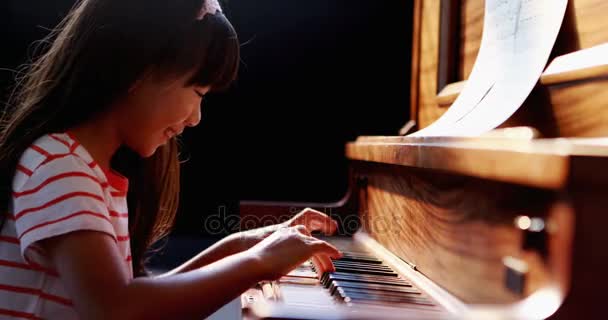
[0,132,132,319]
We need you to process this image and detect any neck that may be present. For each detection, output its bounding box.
[69,112,122,171]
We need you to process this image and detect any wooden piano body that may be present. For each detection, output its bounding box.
[240,0,608,318]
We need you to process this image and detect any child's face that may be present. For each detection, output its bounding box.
[116,72,210,157]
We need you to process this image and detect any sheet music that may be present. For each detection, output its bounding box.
[411,0,568,137]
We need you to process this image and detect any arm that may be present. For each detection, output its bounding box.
[44,225,340,320]
[44,231,263,320]
[163,208,339,275]
[156,233,245,277]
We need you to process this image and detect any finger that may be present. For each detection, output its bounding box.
[299,209,337,236]
[318,254,336,273]
[311,240,342,259]
[326,219,339,235]
[307,216,337,236]
[292,208,325,224]
[311,255,325,276]
[311,254,333,276]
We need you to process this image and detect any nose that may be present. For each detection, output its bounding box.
[185,104,201,127]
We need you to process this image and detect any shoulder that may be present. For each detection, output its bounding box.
[12,133,104,192]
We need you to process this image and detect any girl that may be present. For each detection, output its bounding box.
[0,0,341,319]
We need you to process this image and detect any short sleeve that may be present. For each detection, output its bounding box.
[11,154,116,266]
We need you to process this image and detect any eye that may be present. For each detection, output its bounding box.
[194,90,205,98]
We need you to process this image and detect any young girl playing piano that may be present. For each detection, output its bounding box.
[0,0,341,318]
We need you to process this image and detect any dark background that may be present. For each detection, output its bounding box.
[0,0,414,236]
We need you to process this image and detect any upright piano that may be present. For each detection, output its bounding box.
[240,0,608,318]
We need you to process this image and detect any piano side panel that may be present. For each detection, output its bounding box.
[459,0,483,81]
[546,77,608,137]
[550,187,608,319]
[569,0,608,49]
[416,0,443,129]
[354,161,571,304]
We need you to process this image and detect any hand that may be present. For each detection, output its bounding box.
[285,207,339,235]
[229,208,339,252]
[248,225,342,281]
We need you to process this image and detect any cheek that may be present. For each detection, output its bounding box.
[117,86,197,156]
[136,99,187,131]
[152,93,194,124]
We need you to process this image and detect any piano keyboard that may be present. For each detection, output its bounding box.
[245,237,447,317]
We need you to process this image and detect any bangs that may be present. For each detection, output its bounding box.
[188,15,240,91]
[157,13,240,92]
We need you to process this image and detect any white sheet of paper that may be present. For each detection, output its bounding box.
[411,0,568,137]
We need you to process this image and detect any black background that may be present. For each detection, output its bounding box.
[0,0,414,236]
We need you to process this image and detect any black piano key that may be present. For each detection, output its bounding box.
[313,261,393,272]
[336,257,382,264]
[321,272,408,285]
[307,241,437,308]
[322,273,412,288]
[331,266,395,276]
[334,255,382,265]
[337,249,373,254]
[337,287,422,300]
[331,261,393,271]
[340,253,377,259]
[329,280,421,296]
[333,266,398,277]
[312,261,393,275]
[326,272,407,283]
[333,260,391,270]
[340,292,435,306]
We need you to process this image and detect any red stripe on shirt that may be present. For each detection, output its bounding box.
[49,134,71,149]
[0,235,19,244]
[111,191,127,197]
[87,160,97,169]
[13,172,105,198]
[109,210,128,218]
[14,192,105,220]
[40,153,73,166]
[19,210,111,240]
[126,255,132,262]
[0,308,43,320]
[0,284,73,306]
[30,145,51,157]
[65,131,77,144]
[17,165,33,176]
[69,140,80,153]
[117,235,130,242]
[0,259,59,277]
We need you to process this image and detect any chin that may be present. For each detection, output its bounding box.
[142,146,160,158]
[131,144,159,158]
[130,137,168,158]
